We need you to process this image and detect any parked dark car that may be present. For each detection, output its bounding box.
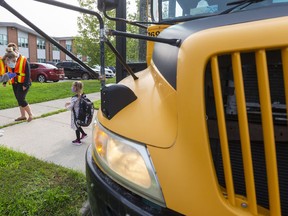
[30,62,65,83]
[56,61,94,80]
[107,66,116,73]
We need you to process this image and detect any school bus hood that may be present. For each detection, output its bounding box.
[97,67,177,149]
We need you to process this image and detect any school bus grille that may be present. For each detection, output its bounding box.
[206,48,288,215]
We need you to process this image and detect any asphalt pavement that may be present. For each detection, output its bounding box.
[0,92,101,173]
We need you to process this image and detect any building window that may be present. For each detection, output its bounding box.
[37,58,45,63]
[53,59,60,64]
[0,34,8,45]
[66,40,72,52]
[18,37,28,48]
[66,44,72,52]
[52,45,59,51]
[37,38,46,49]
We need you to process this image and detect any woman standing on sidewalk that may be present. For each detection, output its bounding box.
[3,43,33,122]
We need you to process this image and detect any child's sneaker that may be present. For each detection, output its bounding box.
[81,134,88,140]
[72,139,82,146]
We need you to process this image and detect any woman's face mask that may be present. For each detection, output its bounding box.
[6,58,17,68]
[8,62,16,68]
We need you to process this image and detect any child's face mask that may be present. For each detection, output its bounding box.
[71,87,76,93]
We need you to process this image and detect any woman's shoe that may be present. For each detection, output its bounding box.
[15,116,27,121]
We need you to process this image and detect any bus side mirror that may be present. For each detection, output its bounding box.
[97,0,119,12]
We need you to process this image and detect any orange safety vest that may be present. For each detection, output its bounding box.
[6,55,27,84]
[0,57,5,76]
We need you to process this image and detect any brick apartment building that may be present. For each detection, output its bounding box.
[0,22,86,64]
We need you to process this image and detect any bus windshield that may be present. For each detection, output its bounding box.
[152,0,288,22]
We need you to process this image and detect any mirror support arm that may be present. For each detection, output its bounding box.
[0,0,98,75]
[105,39,138,80]
[108,29,181,47]
[103,9,147,30]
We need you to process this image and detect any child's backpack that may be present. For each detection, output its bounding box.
[73,94,94,127]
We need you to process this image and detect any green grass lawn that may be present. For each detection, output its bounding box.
[0,146,87,216]
[0,78,115,110]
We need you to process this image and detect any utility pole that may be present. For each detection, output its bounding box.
[115,0,126,83]
[139,0,147,62]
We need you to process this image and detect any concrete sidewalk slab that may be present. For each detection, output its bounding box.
[0,92,101,173]
[0,111,94,173]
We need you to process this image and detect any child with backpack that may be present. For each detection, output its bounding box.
[65,81,88,145]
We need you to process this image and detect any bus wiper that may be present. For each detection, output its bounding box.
[220,0,264,14]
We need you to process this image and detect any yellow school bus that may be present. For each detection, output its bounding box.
[86,0,288,215]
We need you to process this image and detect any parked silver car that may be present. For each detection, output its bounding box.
[91,65,115,78]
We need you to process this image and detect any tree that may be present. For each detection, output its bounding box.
[75,0,115,66]
[74,0,147,66]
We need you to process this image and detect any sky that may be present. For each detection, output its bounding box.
[0,0,82,37]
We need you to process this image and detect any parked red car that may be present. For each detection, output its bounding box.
[30,62,65,83]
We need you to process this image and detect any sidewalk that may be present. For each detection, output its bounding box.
[0,92,100,174]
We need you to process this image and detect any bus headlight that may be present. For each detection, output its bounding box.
[92,122,166,207]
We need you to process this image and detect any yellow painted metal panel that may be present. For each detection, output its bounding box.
[255,50,281,216]
[98,16,288,215]
[99,66,178,148]
[211,56,235,206]
[146,25,169,65]
[231,52,257,214]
